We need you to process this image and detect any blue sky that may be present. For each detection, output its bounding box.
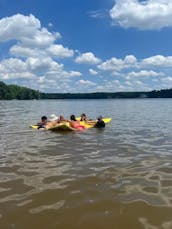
[0,0,172,92]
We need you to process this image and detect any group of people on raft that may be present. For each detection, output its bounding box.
[37,113,105,130]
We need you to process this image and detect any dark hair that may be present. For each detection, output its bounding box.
[70,114,76,121]
[41,116,47,121]
[81,113,86,117]
[97,115,102,121]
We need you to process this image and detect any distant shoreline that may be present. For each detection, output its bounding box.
[1,81,172,100]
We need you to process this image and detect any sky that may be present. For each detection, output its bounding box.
[0,0,172,93]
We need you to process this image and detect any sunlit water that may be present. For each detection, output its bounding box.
[0,99,172,229]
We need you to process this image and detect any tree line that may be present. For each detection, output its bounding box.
[1,81,172,100]
[0,81,40,100]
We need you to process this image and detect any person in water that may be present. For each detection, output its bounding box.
[37,116,48,129]
[80,113,87,121]
[70,115,85,130]
[37,114,59,129]
[45,114,59,129]
[58,115,68,123]
[94,116,105,128]
[49,114,59,122]
[80,113,95,125]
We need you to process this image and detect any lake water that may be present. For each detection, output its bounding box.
[0,99,172,229]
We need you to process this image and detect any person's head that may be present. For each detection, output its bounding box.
[41,116,47,122]
[97,115,103,121]
[81,113,86,120]
[59,115,65,121]
[70,114,76,121]
[81,113,86,118]
[49,114,58,121]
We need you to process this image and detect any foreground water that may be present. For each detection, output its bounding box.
[0,99,172,229]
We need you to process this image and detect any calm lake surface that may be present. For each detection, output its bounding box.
[0,99,172,229]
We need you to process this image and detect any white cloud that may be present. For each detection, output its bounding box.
[1,72,35,80]
[127,70,163,78]
[21,28,60,48]
[89,69,98,75]
[98,57,123,71]
[161,76,172,83]
[124,80,145,90]
[75,52,101,64]
[111,72,124,77]
[0,58,83,93]
[142,55,172,67]
[0,58,35,80]
[124,55,137,64]
[37,76,46,83]
[26,57,63,74]
[0,14,83,91]
[110,0,172,30]
[87,9,108,19]
[97,84,127,92]
[1,14,172,92]
[46,44,74,58]
[0,14,60,47]
[68,71,82,77]
[0,58,26,72]
[37,77,56,85]
[98,54,172,76]
[95,79,124,92]
[0,14,40,42]
[10,45,44,58]
[160,76,172,89]
[0,14,75,60]
[0,55,80,85]
[125,81,132,86]
[48,22,53,27]
[10,44,74,59]
[76,79,96,86]
[98,55,137,72]
[135,80,143,86]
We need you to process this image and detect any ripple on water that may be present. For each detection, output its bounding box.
[0,99,172,228]
[29,200,65,214]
